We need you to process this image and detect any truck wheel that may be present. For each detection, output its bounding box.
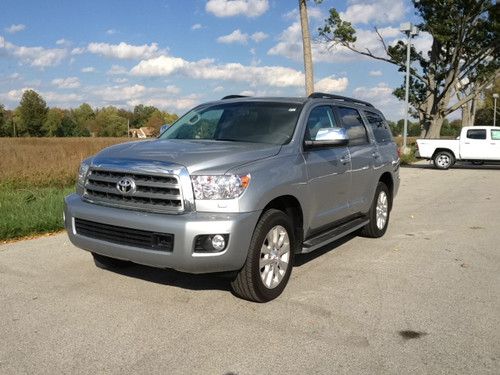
[231,209,295,302]
[92,253,130,269]
[360,182,391,238]
[433,151,454,170]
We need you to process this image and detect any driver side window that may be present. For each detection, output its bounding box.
[304,106,338,141]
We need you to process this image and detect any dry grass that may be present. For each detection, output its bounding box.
[0,137,129,188]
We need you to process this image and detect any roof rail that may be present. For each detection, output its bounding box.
[308,92,374,107]
[221,95,249,100]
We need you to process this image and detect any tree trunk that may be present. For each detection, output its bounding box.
[299,0,314,96]
[426,117,445,138]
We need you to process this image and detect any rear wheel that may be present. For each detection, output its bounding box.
[231,209,295,302]
[360,182,391,238]
[92,253,130,269]
[433,151,454,170]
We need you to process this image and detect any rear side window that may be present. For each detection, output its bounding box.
[336,107,368,146]
[491,129,500,140]
[466,129,486,140]
[364,111,393,143]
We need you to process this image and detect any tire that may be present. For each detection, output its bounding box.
[231,209,295,302]
[433,151,454,170]
[360,182,391,238]
[92,252,130,269]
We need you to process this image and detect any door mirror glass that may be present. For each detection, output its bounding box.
[305,128,349,148]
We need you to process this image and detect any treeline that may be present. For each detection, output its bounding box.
[387,118,463,138]
[0,89,178,137]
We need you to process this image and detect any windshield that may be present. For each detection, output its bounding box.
[160,102,303,145]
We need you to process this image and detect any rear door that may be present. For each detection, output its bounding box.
[460,128,487,159]
[303,105,351,230]
[335,106,375,215]
[489,129,500,160]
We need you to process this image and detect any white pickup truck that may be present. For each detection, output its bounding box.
[416,126,500,169]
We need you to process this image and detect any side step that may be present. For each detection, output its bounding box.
[300,217,369,254]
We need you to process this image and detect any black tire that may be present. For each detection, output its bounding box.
[92,252,130,269]
[231,209,295,303]
[433,151,454,170]
[360,182,391,238]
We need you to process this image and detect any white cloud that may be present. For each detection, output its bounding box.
[71,47,85,55]
[353,83,402,119]
[113,77,128,84]
[106,29,117,35]
[314,76,348,93]
[130,55,307,88]
[107,65,128,75]
[213,86,224,92]
[412,31,433,56]
[250,31,268,43]
[217,29,248,44]
[0,87,83,107]
[191,23,203,30]
[340,0,405,25]
[5,24,26,34]
[56,39,71,46]
[239,90,255,96]
[206,0,269,18]
[0,36,67,68]
[81,66,96,73]
[52,76,81,89]
[87,42,160,59]
[369,70,383,76]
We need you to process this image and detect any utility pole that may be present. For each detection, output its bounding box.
[127,119,130,137]
[400,22,418,152]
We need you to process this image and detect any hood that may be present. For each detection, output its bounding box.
[92,139,281,174]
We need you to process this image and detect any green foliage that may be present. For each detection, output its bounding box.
[18,90,48,136]
[441,119,462,137]
[95,107,128,137]
[0,185,73,240]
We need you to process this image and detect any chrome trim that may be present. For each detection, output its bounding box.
[82,159,194,214]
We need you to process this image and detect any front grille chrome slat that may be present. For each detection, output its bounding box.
[83,167,184,213]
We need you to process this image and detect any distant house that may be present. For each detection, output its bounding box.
[129,127,156,138]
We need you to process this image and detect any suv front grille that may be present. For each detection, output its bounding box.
[74,218,174,252]
[83,168,184,213]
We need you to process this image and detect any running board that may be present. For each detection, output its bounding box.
[300,217,369,254]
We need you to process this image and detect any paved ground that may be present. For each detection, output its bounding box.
[1,162,499,375]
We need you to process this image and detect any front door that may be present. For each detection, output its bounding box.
[303,105,351,231]
[489,128,500,161]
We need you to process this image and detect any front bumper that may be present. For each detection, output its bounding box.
[64,194,260,274]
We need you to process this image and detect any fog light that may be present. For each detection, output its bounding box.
[211,234,226,251]
[194,234,229,253]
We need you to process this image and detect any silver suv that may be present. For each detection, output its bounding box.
[65,93,400,302]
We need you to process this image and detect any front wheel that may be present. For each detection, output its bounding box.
[433,151,454,170]
[231,209,295,302]
[360,182,391,238]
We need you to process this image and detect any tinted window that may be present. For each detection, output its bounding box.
[337,107,368,146]
[467,129,486,140]
[161,102,302,145]
[364,111,393,143]
[491,129,500,140]
[304,106,339,141]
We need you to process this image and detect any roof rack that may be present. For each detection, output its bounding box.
[308,92,374,107]
[221,95,249,100]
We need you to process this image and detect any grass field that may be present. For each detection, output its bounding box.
[0,137,128,240]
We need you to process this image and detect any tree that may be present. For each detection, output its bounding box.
[43,108,65,136]
[319,0,499,138]
[17,90,48,136]
[95,107,127,137]
[0,104,7,136]
[132,104,158,128]
[73,103,94,135]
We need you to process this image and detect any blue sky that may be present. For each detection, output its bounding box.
[0,0,430,120]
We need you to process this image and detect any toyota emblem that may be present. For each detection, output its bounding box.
[116,177,137,195]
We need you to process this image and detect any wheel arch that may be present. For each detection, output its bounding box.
[432,148,456,160]
[262,195,304,252]
[378,172,394,211]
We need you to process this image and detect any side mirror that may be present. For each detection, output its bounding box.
[304,127,349,148]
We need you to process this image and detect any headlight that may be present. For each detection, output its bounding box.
[77,161,90,186]
[191,174,251,200]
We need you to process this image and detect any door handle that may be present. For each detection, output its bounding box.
[340,154,350,164]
